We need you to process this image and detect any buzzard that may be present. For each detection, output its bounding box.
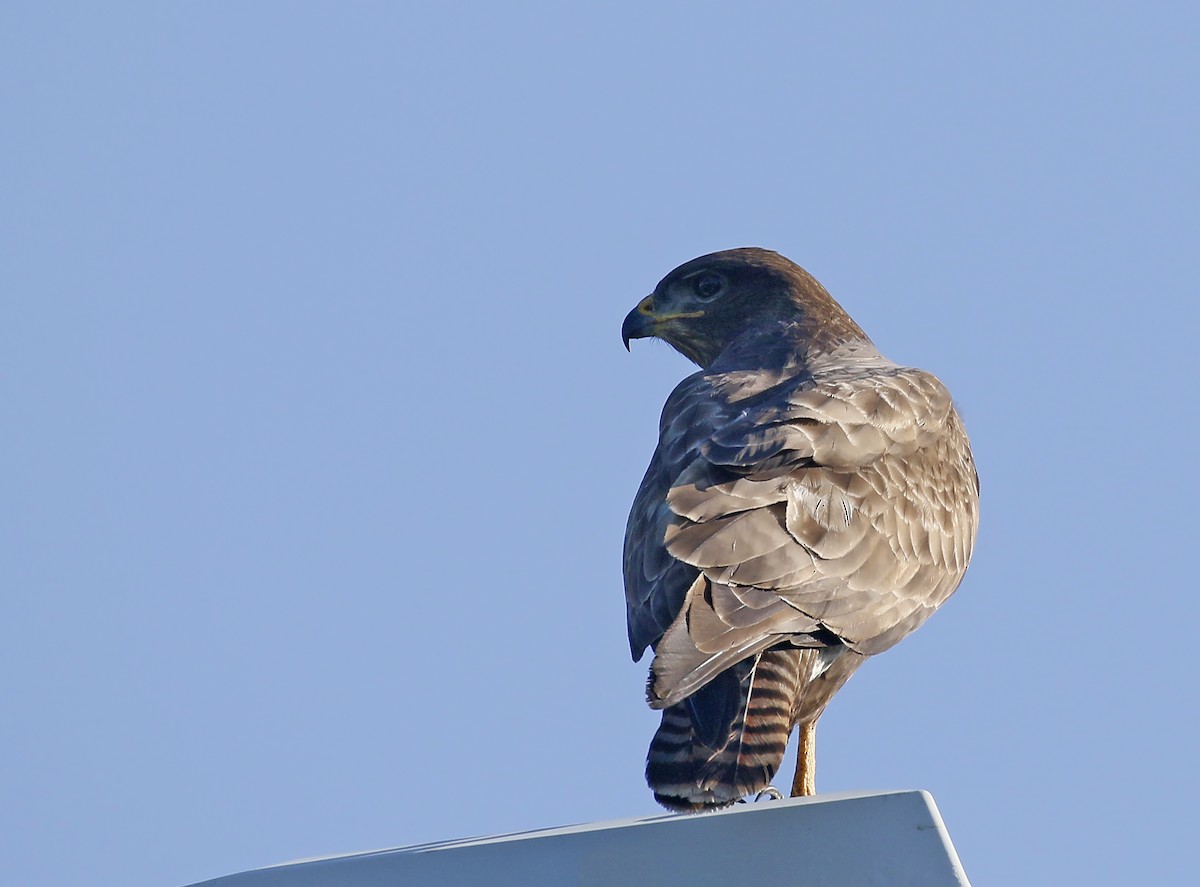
[621,248,978,811]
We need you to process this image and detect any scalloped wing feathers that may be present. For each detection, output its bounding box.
[624,359,978,710]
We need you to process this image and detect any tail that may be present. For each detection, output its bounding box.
[646,646,805,812]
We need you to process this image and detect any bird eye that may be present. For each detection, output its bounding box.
[692,272,724,300]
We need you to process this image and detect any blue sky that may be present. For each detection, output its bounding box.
[3,4,1196,885]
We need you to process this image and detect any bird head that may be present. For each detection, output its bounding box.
[622,248,868,369]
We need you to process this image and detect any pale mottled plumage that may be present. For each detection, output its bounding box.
[622,248,978,811]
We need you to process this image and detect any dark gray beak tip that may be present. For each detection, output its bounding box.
[621,305,649,352]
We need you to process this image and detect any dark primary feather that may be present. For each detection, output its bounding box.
[622,248,978,811]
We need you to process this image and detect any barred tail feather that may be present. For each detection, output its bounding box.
[646,646,805,812]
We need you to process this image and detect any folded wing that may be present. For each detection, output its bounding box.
[624,362,978,710]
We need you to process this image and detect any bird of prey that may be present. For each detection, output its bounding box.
[621,248,979,812]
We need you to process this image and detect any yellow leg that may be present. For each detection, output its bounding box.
[790,720,816,797]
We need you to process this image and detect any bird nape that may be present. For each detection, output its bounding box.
[621,248,979,812]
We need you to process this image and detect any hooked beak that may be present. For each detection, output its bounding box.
[622,296,705,350]
[621,296,656,350]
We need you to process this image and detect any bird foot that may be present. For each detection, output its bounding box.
[736,786,784,804]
